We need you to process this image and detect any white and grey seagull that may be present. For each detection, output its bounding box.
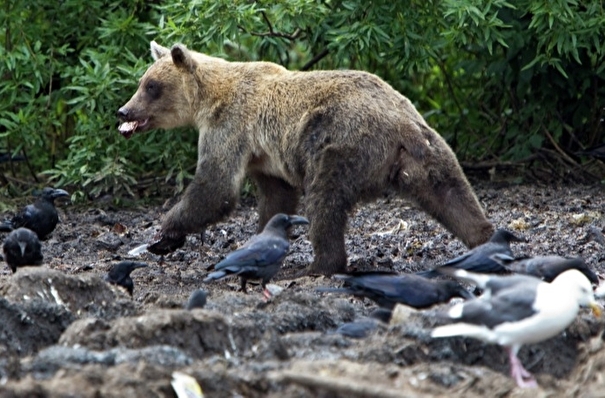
[431,268,601,388]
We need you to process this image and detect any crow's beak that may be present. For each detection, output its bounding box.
[289,215,309,226]
[51,189,70,199]
[132,262,148,270]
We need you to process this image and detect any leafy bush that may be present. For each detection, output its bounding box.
[1,0,604,201]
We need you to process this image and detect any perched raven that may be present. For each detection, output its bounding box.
[316,271,474,310]
[2,227,43,272]
[104,261,148,296]
[0,187,70,240]
[432,269,600,388]
[203,213,309,298]
[185,289,208,310]
[417,229,523,278]
[490,254,599,285]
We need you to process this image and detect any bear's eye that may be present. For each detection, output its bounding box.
[145,80,162,100]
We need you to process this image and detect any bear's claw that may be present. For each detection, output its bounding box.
[147,233,186,255]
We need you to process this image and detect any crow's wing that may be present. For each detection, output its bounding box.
[214,236,289,271]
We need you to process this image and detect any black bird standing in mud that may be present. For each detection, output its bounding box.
[417,229,524,278]
[2,227,43,273]
[204,213,309,299]
[0,187,70,240]
[104,261,148,296]
[317,271,474,310]
[185,289,208,310]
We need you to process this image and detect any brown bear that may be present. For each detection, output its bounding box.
[117,41,494,275]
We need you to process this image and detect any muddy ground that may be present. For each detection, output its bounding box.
[2,181,605,397]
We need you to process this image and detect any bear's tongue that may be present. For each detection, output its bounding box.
[118,121,138,138]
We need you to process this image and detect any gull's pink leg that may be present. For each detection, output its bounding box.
[506,346,538,388]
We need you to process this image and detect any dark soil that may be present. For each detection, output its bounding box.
[1,181,605,397]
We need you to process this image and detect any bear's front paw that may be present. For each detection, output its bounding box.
[147,231,187,255]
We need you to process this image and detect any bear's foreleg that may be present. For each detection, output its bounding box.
[306,195,349,275]
[304,149,357,275]
[147,165,242,255]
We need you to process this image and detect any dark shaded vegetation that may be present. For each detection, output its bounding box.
[1,0,604,201]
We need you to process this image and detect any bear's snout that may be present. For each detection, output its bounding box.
[117,107,130,120]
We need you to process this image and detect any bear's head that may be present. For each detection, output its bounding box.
[117,41,198,139]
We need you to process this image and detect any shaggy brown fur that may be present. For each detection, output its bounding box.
[117,41,494,275]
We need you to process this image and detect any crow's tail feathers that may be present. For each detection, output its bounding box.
[203,270,228,283]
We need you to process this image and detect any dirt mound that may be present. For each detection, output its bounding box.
[0,362,175,398]
[1,184,605,396]
[0,267,138,320]
[0,297,73,358]
[59,310,230,356]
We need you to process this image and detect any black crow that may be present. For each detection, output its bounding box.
[2,227,43,272]
[333,307,394,339]
[185,289,208,310]
[432,269,600,388]
[417,229,523,278]
[577,143,605,160]
[0,187,69,240]
[490,254,599,285]
[316,271,474,310]
[203,213,309,298]
[104,261,148,296]
[0,153,25,163]
[335,319,380,339]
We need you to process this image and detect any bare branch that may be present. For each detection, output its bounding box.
[542,125,579,167]
[301,48,329,71]
[238,11,302,40]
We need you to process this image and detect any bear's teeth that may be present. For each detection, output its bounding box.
[119,121,138,133]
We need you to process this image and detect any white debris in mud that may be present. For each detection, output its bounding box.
[171,371,204,398]
[389,303,417,325]
[128,244,149,256]
[50,284,66,307]
[265,284,284,296]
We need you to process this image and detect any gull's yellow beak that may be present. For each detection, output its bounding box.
[589,301,602,317]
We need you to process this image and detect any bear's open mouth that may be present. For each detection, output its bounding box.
[118,118,149,139]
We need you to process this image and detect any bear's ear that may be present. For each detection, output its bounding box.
[150,41,170,60]
[170,44,196,73]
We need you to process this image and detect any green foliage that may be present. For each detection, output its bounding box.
[1,0,604,200]
[434,0,605,162]
[143,0,605,163]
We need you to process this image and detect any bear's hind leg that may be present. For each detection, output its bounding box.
[394,143,493,248]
